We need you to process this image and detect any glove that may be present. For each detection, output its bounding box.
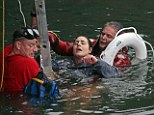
[48,31,59,46]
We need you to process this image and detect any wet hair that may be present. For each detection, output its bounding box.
[74,35,92,48]
[104,21,123,32]
[12,26,39,44]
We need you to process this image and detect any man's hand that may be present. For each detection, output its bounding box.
[82,55,98,64]
[48,31,59,45]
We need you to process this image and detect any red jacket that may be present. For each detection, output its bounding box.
[0,45,39,93]
[48,32,131,67]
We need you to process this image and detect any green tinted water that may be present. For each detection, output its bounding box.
[1,0,154,114]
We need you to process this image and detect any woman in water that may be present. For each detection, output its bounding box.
[53,35,121,83]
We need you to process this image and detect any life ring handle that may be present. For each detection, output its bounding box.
[115,27,137,38]
[115,27,154,58]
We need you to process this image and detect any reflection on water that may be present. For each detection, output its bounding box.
[0,51,154,115]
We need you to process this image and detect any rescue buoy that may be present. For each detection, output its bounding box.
[100,27,148,66]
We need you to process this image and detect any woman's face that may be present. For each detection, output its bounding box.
[99,26,117,49]
[73,36,92,58]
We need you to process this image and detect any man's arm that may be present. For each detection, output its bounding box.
[94,59,122,78]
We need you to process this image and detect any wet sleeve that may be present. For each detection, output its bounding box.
[93,59,122,78]
[48,32,73,56]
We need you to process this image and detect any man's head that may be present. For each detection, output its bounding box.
[99,21,123,49]
[12,27,39,58]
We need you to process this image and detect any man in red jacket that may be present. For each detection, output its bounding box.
[0,27,40,93]
[48,22,131,67]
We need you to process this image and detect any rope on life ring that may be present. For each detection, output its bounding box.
[100,27,152,66]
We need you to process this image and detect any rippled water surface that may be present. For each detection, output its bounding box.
[1,0,154,115]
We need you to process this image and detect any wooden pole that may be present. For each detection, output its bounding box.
[34,0,55,80]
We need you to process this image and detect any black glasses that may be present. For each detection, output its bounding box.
[22,27,39,39]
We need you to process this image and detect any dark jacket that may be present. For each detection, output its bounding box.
[52,58,121,79]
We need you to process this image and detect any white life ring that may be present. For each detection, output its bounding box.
[100,27,147,66]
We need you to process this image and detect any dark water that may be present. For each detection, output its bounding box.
[1,0,154,114]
